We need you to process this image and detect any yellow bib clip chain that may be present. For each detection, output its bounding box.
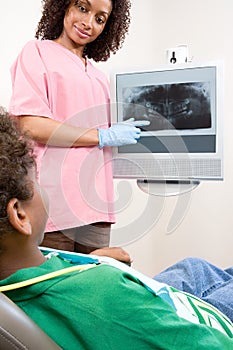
[0,264,96,292]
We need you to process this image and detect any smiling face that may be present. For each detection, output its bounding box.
[57,0,112,55]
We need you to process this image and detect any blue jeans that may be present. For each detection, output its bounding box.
[154,257,233,322]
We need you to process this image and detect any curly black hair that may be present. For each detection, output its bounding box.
[35,0,131,62]
[0,108,35,226]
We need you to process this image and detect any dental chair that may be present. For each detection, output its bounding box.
[0,292,61,350]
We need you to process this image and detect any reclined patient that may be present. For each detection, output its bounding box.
[0,109,233,350]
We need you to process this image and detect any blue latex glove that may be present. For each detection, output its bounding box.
[98,118,150,148]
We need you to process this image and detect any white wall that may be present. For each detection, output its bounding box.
[1,0,232,277]
[111,0,233,277]
[0,1,41,106]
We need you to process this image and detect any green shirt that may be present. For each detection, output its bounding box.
[1,255,233,350]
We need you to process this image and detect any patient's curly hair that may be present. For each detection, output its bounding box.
[35,0,131,62]
[0,108,35,226]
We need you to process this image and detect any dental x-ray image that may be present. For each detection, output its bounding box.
[122,82,211,131]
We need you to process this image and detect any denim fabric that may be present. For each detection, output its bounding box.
[154,257,233,322]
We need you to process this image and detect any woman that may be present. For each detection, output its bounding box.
[9,0,148,261]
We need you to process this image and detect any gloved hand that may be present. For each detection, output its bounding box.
[98,118,150,148]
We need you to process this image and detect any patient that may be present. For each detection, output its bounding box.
[0,109,233,350]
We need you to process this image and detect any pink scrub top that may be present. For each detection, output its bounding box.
[9,40,115,231]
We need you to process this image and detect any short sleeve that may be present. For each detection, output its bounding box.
[9,40,53,118]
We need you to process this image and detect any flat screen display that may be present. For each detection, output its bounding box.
[110,62,223,181]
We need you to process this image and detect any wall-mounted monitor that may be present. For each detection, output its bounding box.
[110,62,223,182]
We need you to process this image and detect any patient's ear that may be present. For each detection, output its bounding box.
[7,198,32,236]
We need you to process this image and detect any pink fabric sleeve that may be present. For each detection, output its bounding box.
[9,41,53,118]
